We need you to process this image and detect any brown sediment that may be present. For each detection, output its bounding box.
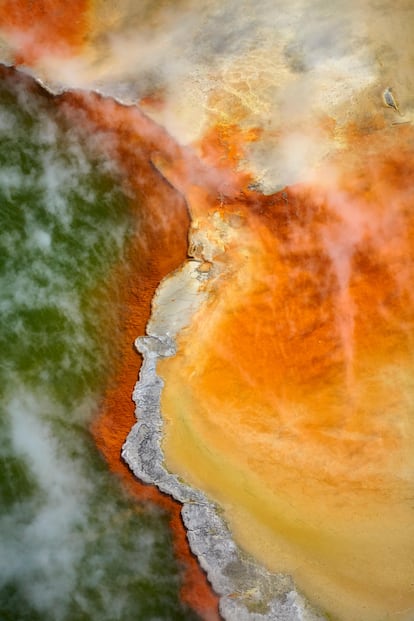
[56,90,221,620]
[0,0,90,63]
[157,118,414,621]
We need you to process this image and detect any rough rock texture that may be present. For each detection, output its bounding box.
[122,331,325,621]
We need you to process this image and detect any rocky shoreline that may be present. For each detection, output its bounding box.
[122,264,325,621]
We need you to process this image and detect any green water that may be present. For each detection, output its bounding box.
[0,69,199,621]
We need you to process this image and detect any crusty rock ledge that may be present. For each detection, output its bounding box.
[122,332,326,621]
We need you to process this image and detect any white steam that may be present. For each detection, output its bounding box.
[2,0,413,192]
[1,392,93,616]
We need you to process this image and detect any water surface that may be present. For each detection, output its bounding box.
[0,69,198,621]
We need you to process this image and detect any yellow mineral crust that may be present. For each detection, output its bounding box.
[157,123,414,621]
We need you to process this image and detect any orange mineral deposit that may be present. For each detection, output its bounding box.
[0,0,90,63]
[57,89,220,621]
[157,120,414,621]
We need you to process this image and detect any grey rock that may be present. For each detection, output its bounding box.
[122,333,326,621]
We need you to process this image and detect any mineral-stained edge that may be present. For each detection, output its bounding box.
[122,263,327,621]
